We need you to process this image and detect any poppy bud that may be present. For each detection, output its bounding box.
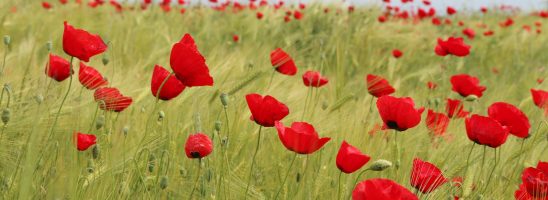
[87,159,95,173]
[159,176,168,189]
[46,41,53,51]
[122,126,129,136]
[148,154,156,172]
[1,108,10,125]
[214,120,222,132]
[102,54,109,66]
[34,94,44,104]
[3,35,10,46]
[464,95,478,102]
[220,93,229,107]
[92,145,100,159]
[296,172,302,183]
[434,98,441,107]
[179,166,188,177]
[158,110,165,122]
[221,136,228,146]
[368,159,392,171]
[96,115,105,130]
[321,101,328,110]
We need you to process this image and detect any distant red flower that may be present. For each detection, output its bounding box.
[435,37,471,57]
[425,110,450,136]
[519,161,548,199]
[376,96,423,131]
[392,49,403,58]
[480,7,488,13]
[63,22,107,62]
[275,121,330,154]
[423,0,431,6]
[42,2,53,9]
[78,62,108,90]
[447,6,457,15]
[151,65,185,101]
[537,78,544,84]
[483,30,494,36]
[432,17,442,26]
[366,74,395,98]
[74,132,96,151]
[256,12,264,19]
[46,54,71,82]
[245,94,289,127]
[94,87,133,112]
[378,15,387,23]
[446,98,469,118]
[427,81,437,90]
[185,133,213,159]
[170,33,214,87]
[411,158,448,193]
[302,71,328,87]
[270,48,297,76]
[450,74,486,98]
[462,28,475,39]
[500,18,514,27]
[465,114,509,148]
[336,141,370,174]
[284,15,291,22]
[531,89,548,115]
[488,102,530,138]
[353,178,418,200]
[59,0,68,4]
[294,11,304,20]
[232,34,239,42]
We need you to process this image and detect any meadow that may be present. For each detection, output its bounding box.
[0,1,546,199]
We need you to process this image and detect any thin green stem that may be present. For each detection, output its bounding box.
[47,56,74,140]
[188,159,202,200]
[337,171,343,200]
[274,153,298,199]
[244,126,262,199]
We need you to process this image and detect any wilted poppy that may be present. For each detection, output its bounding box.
[185,133,213,159]
[151,65,185,101]
[46,54,71,82]
[446,98,469,118]
[352,178,418,200]
[465,114,509,148]
[376,96,423,131]
[435,37,471,57]
[392,49,403,58]
[302,70,328,87]
[366,74,395,98]
[63,22,107,62]
[245,94,289,127]
[450,74,486,98]
[170,33,214,87]
[74,132,96,151]
[425,110,450,136]
[519,161,548,199]
[411,158,448,193]
[336,141,371,174]
[94,87,133,112]
[275,121,330,154]
[488,102,530,138]
[79,62,108,90]
[270,48,297,76]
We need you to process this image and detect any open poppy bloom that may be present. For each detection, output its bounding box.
[74,132,96,151]
[352,178,418,200]
[392,49,403,58]
[46,54,71,82]
[446,98,469,118]
[79,62,108,90]
[42,2,52,9]
[274,121,330,154]
[170,33,214,87]
[425,110,450,136]
[63,22,107,62]
[376,96,423,131]
[411,158,447,193]
[450,74,486,98]
[185,133,213,159]
[302,70,328,87]
[465,114,509,148]
[151,65,185,100]
[488,102,530,138]
[462,28,476,39]
[366,74,395,98]
[427,81,437,90]
[447,6,457,15]
[270,48,297,76]
[531,89,548,115]
[435,37,471,57]
[518,161,548,199]
[336,141,370,174]
[245,94,289,127]
[94,87,133,112]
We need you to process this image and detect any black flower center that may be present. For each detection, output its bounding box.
[386,120,406,131]
[190,152,201,158]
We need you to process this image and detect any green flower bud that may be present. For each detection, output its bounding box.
[96,115,105,130]
[465,95,478,102]
[3,35,10,46]
[87,159,95,173]
[158,111,165,122]
[102,55,109,66]
[92,145,100,159]
[159,176,168,189]
[321,101,329,110]
[46,41,52,51]
[214,120,222,132]
[220,93,229,107]
[148,154,156,173]
[368,159,393,171]
[122,126,129,136]
[35,94,44,104]
[1,108,10,125]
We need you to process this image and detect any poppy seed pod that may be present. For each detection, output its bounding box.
[214,120,222,132]
[87,159,95,173]
[1,108,10,125]
[158,111,165,121]
[159,176,168,189]
[92,145,100,159]
[465,95,478,102]
[220,93,229,107]
[3,35,10,46]
[46,41,52,51]
[368,159,393,171]
[102,54,109,66]
[96,115,105,130]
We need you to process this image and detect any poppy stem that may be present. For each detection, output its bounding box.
[223,107,230,147]
[0,42,8,76]
[482,148,499,193]
[87,101,102,133]
[274,153,297,200]
[336,171,343,200]
[463,143,475,178]
[188,159,202,200]
[47,56,74,140]
[352,169,370,187]
[244,126,262,199]
[266,69,276,91]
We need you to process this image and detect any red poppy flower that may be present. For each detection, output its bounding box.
[425,110,450,136]
[46,54,71,82]
[450,74,486,98]
[79,62,108,90]
[151,65,185,101]
[270,48,297,76]
[94,87,133,112]
[245,94,289,127]
[302,70,328,87]
[352,178,418,200]
[447,6,457,15]
[488,102,530,138]
[500,18,514,27]
[520,161,548,198]
[42,2,53,9]
[462,28,475,39]
[378,15,387,23]
[63,22,107,62]
[432,17,442,26]
[435,37,471,57]
[480,7,488,13]
[427,81,437,90]
[74,132,96,151]
[376,96,423,131]
[59,0,68,4]
[232,34,239,42]
[411,158,448,193]
[446,98,469,118]
[170,34,214,87]
[531,89,548,115]
[336,141,371,174]
[483,30,494,36]
[274,121,330,154]
[465,114,509,148]
[366,74,395,98]
[392,49,403,58]
[185,133,213,159]
[294,10,304,20]
[256,12,264,19]
[515,183,535,200]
